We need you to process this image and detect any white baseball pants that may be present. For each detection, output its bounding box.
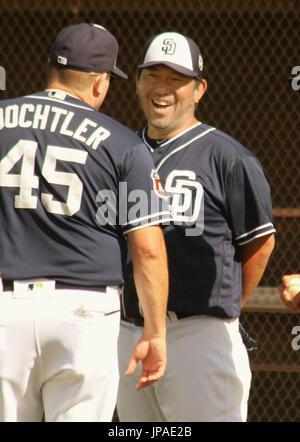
[117,315,251,422]
[0,279,121,422]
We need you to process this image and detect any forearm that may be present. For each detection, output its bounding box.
[128,226,168,337]
[133,262,168,336]
[241,234,275,307]
[126,226,169,389]
[241,257,268,307]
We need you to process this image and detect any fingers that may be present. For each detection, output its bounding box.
[124,355,138,377]
[293,295,300,312]
[279,283,291,301]
[135,365,165,391]
[287,292,300,312]
[280,289,293,309]
[135,377,156,391]
[124,337,167,390]
[279,284,300,312]
[125,356,166,390]
[282,274,300,287]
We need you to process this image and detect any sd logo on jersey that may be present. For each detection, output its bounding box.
[151,169,166,198]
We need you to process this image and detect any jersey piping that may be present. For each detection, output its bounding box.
[155,127,216,171]
[122,211,172,234]
[141,122,204,152]
[236,223,275,245]
[26,93,94,112]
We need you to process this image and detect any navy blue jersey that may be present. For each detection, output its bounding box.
[0,89,171,288]
[123,122,275,318]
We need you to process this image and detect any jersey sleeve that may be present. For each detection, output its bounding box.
[226,155,275,245]
[118,142,173,235]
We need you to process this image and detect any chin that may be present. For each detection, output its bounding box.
[150,120,171,131]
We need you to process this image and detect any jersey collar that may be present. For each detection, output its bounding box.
[141,122,203,152]
[45,88,80,101]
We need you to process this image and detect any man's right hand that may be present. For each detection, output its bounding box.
[125,334,167,391]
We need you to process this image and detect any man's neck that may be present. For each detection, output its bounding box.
[46,81,99,110]
[147,119,200,140]
[144,130,168,149]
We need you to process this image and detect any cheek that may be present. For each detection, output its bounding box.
[137,87,151,108]
[136,84,146,101]
[136,92,151,117]
[136,90,146,107]
[176,93,194,110]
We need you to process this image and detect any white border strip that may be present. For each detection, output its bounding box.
[26,94,93,112]
[142,122,203,151]
[123,216,174,234]
[156,127,216,170]
[123,211,171,226]
[237,227,276,245]
[236,223,275,240]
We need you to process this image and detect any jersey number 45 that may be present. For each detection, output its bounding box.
[0,139,88,216]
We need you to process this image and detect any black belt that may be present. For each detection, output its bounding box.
[2,279,107,292]
[121,311,196,327]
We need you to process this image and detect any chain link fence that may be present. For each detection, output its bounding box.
[0,0,299,422]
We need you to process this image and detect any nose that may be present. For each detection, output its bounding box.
[152,77,173,94]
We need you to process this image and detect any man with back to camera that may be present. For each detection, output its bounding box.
[0,23,172,422]
[117,31,276,422]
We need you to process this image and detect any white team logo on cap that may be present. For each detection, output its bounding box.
[143,32,193,71]
[161,38,176,55]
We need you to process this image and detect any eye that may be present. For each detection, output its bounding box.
[171,76,184,82]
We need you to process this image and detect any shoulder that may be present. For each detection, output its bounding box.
[199,126,265,178]
[96,114,149,167]
[204,127,256,160]
[0,95,27,108]
[97,112,142,147]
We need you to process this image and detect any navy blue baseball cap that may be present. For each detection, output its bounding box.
[50,23,128,79]
[138,32,203,78]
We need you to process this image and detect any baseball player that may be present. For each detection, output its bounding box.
[117,31,276,422]
[0,23,172,422]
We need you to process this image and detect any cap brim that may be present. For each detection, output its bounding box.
[138,61,198,77]
[111,66,128,79]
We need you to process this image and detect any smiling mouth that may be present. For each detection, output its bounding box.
[152,99,172,109]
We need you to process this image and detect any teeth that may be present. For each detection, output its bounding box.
[153,100,171,106]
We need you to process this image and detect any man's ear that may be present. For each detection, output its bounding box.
[93,73,106,96]
[194,78,207,104]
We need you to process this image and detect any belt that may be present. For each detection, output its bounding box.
[1,279,107,293]
[122,311,196,327]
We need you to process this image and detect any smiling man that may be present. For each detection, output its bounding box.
[117,31,275,422]
[137,65,206,137]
